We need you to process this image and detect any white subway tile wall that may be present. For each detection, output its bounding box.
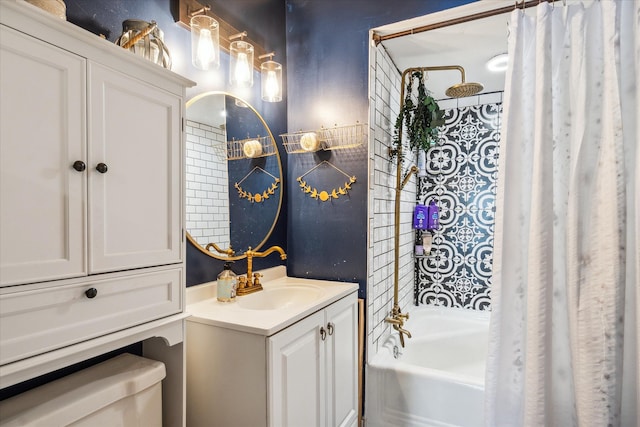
[185,120,231,250]
[367,42,416,362]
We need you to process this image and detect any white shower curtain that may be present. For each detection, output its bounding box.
[486,1,639,426]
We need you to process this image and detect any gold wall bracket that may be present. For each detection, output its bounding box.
[175,0,268,70]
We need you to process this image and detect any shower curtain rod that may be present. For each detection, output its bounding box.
[372,0,559,45]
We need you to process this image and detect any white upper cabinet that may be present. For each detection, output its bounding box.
[88,63,182,273]
[0,25,87,285]
[1,26,184,286]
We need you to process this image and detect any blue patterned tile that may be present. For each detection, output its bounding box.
[429,241,461,277]
[476,208,496,230]
[415,101,502,310]
[470,188,496,212]
[440,267,487,308]
[441,163,490,204]
[436,196,460,215]
[427,143,461,176]
[444,214,491,254]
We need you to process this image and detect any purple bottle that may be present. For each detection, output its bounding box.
[413,204,428,230]
[426,200,439,230]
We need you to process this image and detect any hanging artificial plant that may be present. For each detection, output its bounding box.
[391,71,445,160]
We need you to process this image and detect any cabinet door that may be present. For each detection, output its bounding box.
[0,25,87,286]
[88,63,182,273]
[268,310,326,427]
[325,296,359,427]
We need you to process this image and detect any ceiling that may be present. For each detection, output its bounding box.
[373,1,515,100]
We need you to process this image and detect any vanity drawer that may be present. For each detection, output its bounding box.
[0,268,182,365]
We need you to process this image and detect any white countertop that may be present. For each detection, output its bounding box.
[186,267,359,336]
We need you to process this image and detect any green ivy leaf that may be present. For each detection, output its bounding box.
[390,71,445,158]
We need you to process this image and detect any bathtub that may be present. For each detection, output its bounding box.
[365,306,490,427]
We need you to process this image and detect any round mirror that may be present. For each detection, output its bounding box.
[185,91,283,260]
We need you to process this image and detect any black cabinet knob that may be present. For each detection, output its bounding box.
[72,160,86,172]
[96,163,108,173]
[85,288,98,299]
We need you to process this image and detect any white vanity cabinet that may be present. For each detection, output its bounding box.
[0,1,195,426]
[268,295,359,427]
[186,289,359,427]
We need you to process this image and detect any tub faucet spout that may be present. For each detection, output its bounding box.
[394,324,412,348]
[396,325,412,339]
[386,306,412,347]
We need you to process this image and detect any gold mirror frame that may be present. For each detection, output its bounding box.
[185,91,283,261]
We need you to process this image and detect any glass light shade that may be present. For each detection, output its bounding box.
[190,15,219,70]
[230,40,254,88]
[260,60,282,102]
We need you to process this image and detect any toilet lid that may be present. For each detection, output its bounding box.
[0,353,165,426]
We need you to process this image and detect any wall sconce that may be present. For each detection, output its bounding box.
[189,6,219,70]
[175,0,285,99]
[260,52,282,102]
[175,0,267,70]
[229,32,253,88]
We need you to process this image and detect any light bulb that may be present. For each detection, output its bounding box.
[235,52,251,86]
[265,70,279,99]
[260,59,282,102]
[190,15,219,70]
[196,29,215,69]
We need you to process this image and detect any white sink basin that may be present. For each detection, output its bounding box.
[238,285,324,310]
[186,267,359,335]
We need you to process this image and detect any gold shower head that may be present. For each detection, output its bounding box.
[445,81,484,98]
[444,65,483,98]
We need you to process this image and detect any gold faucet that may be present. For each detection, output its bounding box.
[236,245,287,295]
[385,304,411,347]
[205,242,235,257]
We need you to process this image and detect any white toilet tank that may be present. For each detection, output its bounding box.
[0,353,165,426]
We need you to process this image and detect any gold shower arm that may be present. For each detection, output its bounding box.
[401,65,466,85]
[399,65,482,99]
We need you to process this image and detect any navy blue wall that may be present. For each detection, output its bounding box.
[284,0,474,297]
